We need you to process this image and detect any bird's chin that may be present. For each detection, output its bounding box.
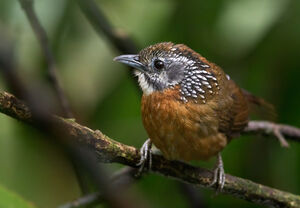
[134,70,155,95]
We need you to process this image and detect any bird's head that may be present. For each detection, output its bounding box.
[114,42,218,102]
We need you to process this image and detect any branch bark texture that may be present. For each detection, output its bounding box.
[0,91,300,208]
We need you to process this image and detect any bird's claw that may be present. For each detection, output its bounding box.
[208,153,225,192]
[136,139,152,176]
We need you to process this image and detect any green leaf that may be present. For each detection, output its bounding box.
[0,184,36,208]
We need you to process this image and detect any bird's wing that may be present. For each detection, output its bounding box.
[218,80,249,138]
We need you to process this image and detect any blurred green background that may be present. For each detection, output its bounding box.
[0,0,300,207]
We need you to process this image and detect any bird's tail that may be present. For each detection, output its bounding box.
[242,89,277,121]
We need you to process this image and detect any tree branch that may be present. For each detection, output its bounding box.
[0,90,299,208]
[245,121,300,146]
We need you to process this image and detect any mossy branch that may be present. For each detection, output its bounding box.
[0,90,300,208]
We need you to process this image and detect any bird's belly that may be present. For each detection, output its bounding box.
[141,92,227,161]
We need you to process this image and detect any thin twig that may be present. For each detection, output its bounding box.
[18,0,73,118]
[59,167,138,208]
[75,0,138,54]
[244,120,300,146]
[16,0,96,196]
[69,146,139,208]
[0,90,299,208]
[59,192,101,208]
[74,0,142,96]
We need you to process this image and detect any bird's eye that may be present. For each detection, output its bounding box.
[153,59,164,70]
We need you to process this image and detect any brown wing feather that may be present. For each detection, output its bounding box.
[218,80,249,138]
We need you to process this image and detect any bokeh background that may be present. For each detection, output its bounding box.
[0,0,300,207]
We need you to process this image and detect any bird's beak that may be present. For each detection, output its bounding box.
[113,54,146,72]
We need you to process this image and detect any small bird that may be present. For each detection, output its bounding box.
[114,42,273,190]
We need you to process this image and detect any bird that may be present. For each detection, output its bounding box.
[114,42,273,190]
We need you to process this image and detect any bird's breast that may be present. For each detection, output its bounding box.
[141,87,227,161]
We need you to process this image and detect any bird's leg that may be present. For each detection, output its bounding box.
[136,139,152,176]
[208,153,225,192]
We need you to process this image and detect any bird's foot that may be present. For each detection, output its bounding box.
[208,153,225,192]
[136,139,152,177]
